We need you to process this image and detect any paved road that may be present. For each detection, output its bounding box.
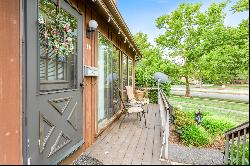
[171,89,249,103]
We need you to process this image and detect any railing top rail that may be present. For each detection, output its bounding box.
[159,89,173,114]
[161,89,173,109]
[225,121,249,135]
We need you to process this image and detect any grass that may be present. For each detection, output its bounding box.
[170,96,249,125]
[169,96,249,112]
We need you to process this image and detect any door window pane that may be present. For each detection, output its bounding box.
[39,0,78,91]
[47,60,56,80]
[57,62,64,80]
[112,47,121,114]
[40,59,46,80]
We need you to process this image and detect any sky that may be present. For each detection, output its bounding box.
[117,0,249,45]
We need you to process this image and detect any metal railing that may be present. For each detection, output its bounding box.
[158,88,173,161]
[224,121,249,165]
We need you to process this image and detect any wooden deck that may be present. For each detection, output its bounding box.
[82,104,168,165]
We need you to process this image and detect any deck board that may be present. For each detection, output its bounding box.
[112,116,138,165]
[83,104,165,165]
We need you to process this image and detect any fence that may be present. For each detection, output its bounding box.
[224,121,249,165]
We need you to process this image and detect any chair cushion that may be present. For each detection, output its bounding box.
[127,107,144,113]
[141,98,149,105]
[125,86,135,100]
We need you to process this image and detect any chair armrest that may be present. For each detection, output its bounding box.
[125,102,142,108]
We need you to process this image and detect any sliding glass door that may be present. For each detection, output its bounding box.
[128,58,133,86]
[112,47,121,115]
[97,33,121,130]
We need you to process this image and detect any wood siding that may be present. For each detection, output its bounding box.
[0,0,21,164]
[0,0,136,164]
[61,0,136,164]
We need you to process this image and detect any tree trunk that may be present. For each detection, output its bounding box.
[185,76,190,97]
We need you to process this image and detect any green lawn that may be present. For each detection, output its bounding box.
[169,96,249,112]
[169,96,249,125]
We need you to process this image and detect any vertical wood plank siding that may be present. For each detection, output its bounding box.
[0,0,21,164]
[0,0,136,164]
[61,0,136,164]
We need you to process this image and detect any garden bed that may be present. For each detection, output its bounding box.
[170,107,236,149]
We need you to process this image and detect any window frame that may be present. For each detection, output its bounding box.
[128,57,133,86]
[38,0,79,92]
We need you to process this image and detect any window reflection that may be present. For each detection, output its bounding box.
[123,54,128,89]
[97,33,121,129]
[128,58,133,86]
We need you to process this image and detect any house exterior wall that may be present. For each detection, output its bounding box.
[0,0,21,164]
[61,0,136,164]
[0,0,136,164]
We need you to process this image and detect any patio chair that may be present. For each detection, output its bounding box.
[118,88,146,128]
[125,86,149,113]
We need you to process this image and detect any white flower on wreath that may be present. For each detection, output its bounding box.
[67,37,73,42]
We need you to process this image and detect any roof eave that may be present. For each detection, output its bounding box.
[101,0,143,58]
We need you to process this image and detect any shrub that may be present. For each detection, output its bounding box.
[173,108,236,148]
[201,116,235,135]
[174,109,195,130]
[160,83,171,96]
[148,90,158,103]
[147,83,171,104]
[181,125,211,147]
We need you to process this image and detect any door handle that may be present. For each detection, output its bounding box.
[80,83,84,88]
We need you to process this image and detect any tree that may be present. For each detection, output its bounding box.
[198,0,249,84]
[199,22,249,84]
[134,32,178,96]
[155,2,228,96]
[232,0,249,12]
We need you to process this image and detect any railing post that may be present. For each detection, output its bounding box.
[224,121,249,165]
[242,128,247,165]
[230,133,234,165]
[236,131,240,165]
[224,134,230,164]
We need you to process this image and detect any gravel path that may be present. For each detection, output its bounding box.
[168,143,224,165]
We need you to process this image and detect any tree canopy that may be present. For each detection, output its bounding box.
[134,0,249,96]
[232,0,249,12]
[134,32,178,96]
[146,0,250,96]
